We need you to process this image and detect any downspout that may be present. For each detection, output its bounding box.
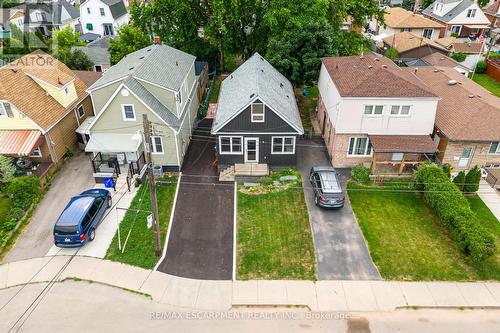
[46,131,58,165]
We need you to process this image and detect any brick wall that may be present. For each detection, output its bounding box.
[441,140,500,170]
[329,134,372,168]
[486,60,500,83]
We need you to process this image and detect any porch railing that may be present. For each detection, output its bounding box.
[125,152,146,192]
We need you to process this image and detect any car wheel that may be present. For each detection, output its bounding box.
[107,197,112,208]
[89,228,96,241]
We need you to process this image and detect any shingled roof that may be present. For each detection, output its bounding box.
[383,7,443,28]
[321,52,437,98]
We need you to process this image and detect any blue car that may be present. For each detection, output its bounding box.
[53,189,112,247]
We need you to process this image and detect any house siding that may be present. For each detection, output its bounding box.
[440,140,500,171]
[139,81,177,116]
[0,103,38,130]
[90,80,122,115]
[397,45,448,59]
[221,104,296,133]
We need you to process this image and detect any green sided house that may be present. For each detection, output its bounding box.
[82,44,200,180]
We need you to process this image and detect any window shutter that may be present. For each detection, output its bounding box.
[3,103,13,117]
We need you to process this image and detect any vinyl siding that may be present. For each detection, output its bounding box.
[0,103,38,130]
[220,104,296,133]
[90,80,122,115]
[32,79,78,108]
[139,81,177,117]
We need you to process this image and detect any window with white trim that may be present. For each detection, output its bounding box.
[77,105,85,118]
[99,8,105,16]
[30,147,42,157]
[86,7,90,14]
[219,136,242,154]
[0,103,7,117]
[390,105,411,116]
[422,28,433,39]
[348,137,372,156]
[364,105,383,116]
[466,9,476,18]
[489,142,500,155]
[122,105,135,121]
[151,136,163,154]
[251,102,264,122]
[272,137,295,154]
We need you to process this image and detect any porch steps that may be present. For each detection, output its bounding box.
[219,166,235,182]
[234,163,269,176]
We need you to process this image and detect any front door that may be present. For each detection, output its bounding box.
[458,147,473,168]
[244,138,259,163]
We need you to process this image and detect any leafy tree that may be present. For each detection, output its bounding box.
[108,24,152,64]
[453,171,466,191]
[477,0,489,7]
[0,155,15,183]
[65,50,94,70]
[451,52,466,62]
[385,47,400,60]
[475,60,487,74]
[50,26,84,51]
[402,0,434,11]
[463,166,481,193]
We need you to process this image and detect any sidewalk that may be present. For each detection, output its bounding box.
[1,256,500,312]
[478,180,500,221]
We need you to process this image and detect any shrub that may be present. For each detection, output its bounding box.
[6,176,41,211]
[450,32,458,37]
[451,52,466,62]
[453,171,466,191]
[442,163,452,178]
[415,163,495,262]
[0,155,15,183]
[258,176,273,185]
[65,146,75,158]
[385,47,399,60]
[475,61,487,74]
[351,165,371,184]
[463,165,481,193]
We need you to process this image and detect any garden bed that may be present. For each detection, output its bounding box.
[236,169,316,280]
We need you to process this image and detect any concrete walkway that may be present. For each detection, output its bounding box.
[1,256,500,312]
[478,180,500,221]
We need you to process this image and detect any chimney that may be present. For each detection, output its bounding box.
[154,36,161,45]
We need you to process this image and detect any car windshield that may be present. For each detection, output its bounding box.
[54,225,78,235]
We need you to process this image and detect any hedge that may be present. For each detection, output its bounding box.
[415,163,495,262]
[2,176,41,232]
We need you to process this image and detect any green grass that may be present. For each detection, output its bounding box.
[471,74,500,97]
[209,76,223,103]
[237,174,316,280]
[105,176,177,269]
[0,195,10,226]
[348,182,499,281]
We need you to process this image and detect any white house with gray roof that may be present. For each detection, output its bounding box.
[80,0,129,37]
[211,53,303,169]
[84,44,200,173]
[72,37,111,72]
[423,0,490,37]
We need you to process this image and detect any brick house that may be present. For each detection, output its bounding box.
[484,0,500,29]
[410,66,500,171]
[0,51,95,181]
[317,53,440,176]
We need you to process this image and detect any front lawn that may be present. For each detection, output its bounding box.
[237,170,316,280]
[105,176,177,269]
[348,182,499,281]
[471,74,500,97]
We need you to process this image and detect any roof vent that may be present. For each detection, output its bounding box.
[176,61,178,66]
[440,57,445,60]
[280,82,283,88]
[375,58,380,61]
[433,69,439,72]
[447,79,458,86]
[146,48,152,52]
[382,64,387,68]
[58,77,63,85]
[414,68,418,74]
[260,56,264,61]
[10,68,17,73]
[250,93,255,99]
[261,69,264,72]
[368,65,373,69]
[129,67,134,70]
[230,75,233,79]
[286,95,289,98]
[468,94,475,98]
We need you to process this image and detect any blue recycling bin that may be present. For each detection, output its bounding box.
[103,177,115,189]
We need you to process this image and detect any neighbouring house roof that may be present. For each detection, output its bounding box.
[79,32,101,41]
[72,45,111,65]
[404,59,432,67]
[383,32,448,54]
[24,0,79,26]
[0,50,88,130]
[423,0,476,23]
[321,52,437,98]
[87,36,111,48]
[73,70,103,87]
[451,42,485,53]
[212,52,303,134]
[0,130,43,156]
[369,135,437,153]
[420,52,472,71]
[408,66,500,141]
[89,44,195,92]
[100,0,128,19]
[436,36,456,48]
[484,1,500,18]
[383,7,443,28]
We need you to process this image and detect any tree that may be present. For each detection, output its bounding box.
[0,155,15,184]
[266,20,335,86]
[385,47,400,60]
[108,24,152,64]
[65,50,94,70]
[453,171,466,191]
[477,0,489,8]
[463,166,481,193]
[50,26,84,51]
[402,0,434,11]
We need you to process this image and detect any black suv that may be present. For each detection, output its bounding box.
[309,166,345,208]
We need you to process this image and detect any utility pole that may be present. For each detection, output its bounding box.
[413,0,420,13]
[143,114,162,257]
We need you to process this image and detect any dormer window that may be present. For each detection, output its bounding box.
[466,9,476,18]
[100,8,105,16]
[251,102,264,122]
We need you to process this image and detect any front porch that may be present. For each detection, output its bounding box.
[368,135,437,177]
[219,163,269,181]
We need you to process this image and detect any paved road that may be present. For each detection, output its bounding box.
[297,138,381,280]
[157,119,233,280]
[2,153,95,263]
[2,281,499,333]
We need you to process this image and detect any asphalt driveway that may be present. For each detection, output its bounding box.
[297,138,381,280]
[2,153,95,263]
[156,119,233,280]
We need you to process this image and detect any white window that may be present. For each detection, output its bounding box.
[364,105,383,116]
[272,137,295,154]
[86,7,90,14]
[422,28,433,39]
[100,8,105,16]
[219,136,243,154]
[489,142,500,155]
[466,9,476,18]
[251,102,265,122]
[30,147,42,157]
[451,25,461,34]
[122,104,136,121]
[94,65,103,72]
[400,28,412,32]
[77,105,85,118]
[0,103,7,117]
[348,137,372,156]
[390,105,411,116]
[151,136,163,154]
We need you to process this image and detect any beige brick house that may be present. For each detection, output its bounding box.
[0,51,96,181]
[411,66,500,172]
